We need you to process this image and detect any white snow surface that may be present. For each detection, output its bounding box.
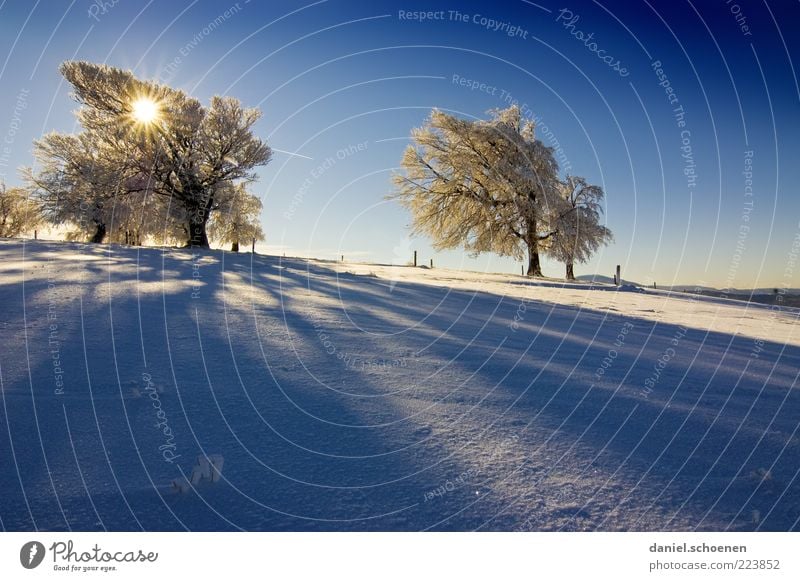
[0,239,798,531]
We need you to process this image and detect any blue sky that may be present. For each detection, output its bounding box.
[0,0,798,288]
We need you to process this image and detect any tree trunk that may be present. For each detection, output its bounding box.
[188,220,209,247]
[527,252,543,277]
[565,262,575,280]
[526,238,543,277]
[231,241,239,252]
[186,199,212,248]
[90,222,106,244]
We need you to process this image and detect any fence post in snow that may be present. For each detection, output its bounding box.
[616,265,621,286]
[413,251,417,267]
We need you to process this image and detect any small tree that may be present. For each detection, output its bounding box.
[207,183,264,251]
[549,176,613,280]
[26,131,118,242]
[0,183,42,237]
[392,106,561,276]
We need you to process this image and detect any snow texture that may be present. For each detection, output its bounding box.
[0,239,798,531]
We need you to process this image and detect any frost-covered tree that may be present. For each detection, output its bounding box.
[392,106,561,276]
[28,61,271,247]
[26,131,120,242]
[0,183,41,237]
[549,176,613,280]
[26,131,189,245]
[207,183,264,251]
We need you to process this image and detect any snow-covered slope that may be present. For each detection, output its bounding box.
[1,239,798,531]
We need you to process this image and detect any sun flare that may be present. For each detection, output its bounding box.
[131,97,159,124]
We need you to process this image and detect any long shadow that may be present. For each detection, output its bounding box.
[0,241,482,531]
[269,256,800,531]
[2,240,799,531]
[0,240,152,531]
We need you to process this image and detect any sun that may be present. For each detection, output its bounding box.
[131,97,160,125]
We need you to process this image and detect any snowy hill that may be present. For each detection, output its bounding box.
[1,239,799,531]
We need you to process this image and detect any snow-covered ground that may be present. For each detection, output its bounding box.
[1,239,798,531]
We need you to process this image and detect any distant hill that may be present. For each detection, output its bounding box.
[667,285,800,295]
[669,287,800,308]
[575,274,641,286]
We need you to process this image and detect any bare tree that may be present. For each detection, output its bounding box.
[391,106,561,276]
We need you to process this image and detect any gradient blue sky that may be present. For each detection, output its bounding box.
[1,0,798,287]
